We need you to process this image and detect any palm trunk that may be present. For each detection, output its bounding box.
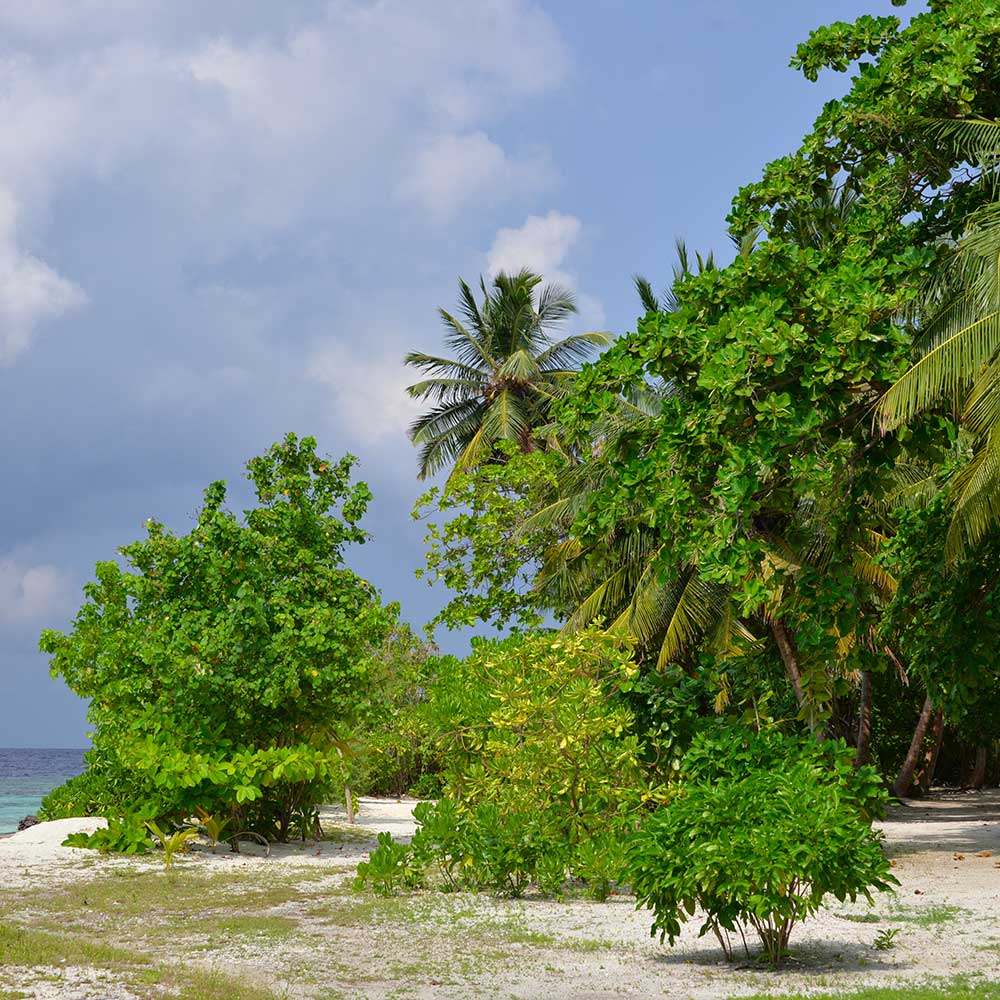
[854,669,873,770]
[892,695,934,799]
[918,709,945,794]
[971,746,988,790]
[771,619,821,737]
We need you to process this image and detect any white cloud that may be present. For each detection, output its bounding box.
[305,343,422,446]
[0,0,572,362]
[485,211,605,328]
[397,132,553,223]
[0,190,85,365]
[486,210,583,283]
[0,554,71,625]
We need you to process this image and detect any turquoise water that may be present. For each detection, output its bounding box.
[0,749,87,833]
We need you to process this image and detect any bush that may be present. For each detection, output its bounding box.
[627,729,897,967]
[355,629,656,899]
[40,435,393,842]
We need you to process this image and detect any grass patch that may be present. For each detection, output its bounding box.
[188,914,298,938]
[734,982,1000,1000]
[835,912,882,923]
[0,922,286,1000]
[887,904,967,927]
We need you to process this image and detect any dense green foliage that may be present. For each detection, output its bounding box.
[628,730,896,968]
[356,630,658,898]
[41,435,393,841]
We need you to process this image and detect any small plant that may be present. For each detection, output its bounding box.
[146,821,201,871]
[354,832,423,896]
[874,927,901,951]
[63,814,154,854]
[194,808,231,852]
[570,833,626,902]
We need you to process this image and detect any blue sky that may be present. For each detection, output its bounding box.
[0,0,911,746]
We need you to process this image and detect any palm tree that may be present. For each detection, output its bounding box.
[405,269,611,484]
[876,117,1000,557]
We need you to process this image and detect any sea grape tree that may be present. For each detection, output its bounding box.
[41,434,393,840]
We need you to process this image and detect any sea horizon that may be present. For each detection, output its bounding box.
[0,747,88,834]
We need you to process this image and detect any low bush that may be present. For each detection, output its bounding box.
[627,728,897,968]
[355,629,654,899]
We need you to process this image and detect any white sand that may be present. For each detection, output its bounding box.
[1,793,999,999]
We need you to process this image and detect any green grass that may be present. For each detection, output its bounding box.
[834,912,882,923]
[887,904,967,927]
[0,922,287,1000]
[735,981,1000,1000]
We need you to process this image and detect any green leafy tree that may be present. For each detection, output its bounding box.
[405,269,610,484]
[559,0,1000,735]
[40,434,393,841]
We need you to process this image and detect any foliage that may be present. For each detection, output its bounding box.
[874,926,901,951]
[195,809,230,852]
[405,269,609,482]
[353,624,447,797]
[353,831,425,896]
[413,445,563,634]
[63,814,154,855]
[681,725,889,821]
[877,494,1000,735]
[41,434,393,841]
[356,630,655,899]
[426,630,658,834]
[627,730,897,968]
[145,821,201,871]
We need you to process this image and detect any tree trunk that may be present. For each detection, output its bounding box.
[918,709,945,794]
[971,746,988,790]
[892,695,934,799]
[854,670,873,770]
[771,619,822,737]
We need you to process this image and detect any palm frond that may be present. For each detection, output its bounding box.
[876,310,1000,430]
[480,389,531,444]
[945,425,1000,559]
[405,377,485,401]
[535,331,613,369]
[496,349,541,382]
[633,274,661,314]
[439,308,496,371]
[403,351,486,382]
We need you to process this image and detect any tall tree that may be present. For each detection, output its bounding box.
[405,269,610,485]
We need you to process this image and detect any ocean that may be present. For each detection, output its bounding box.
[0,748,87,834]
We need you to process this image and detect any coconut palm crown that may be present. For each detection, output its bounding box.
[405,269,611,484]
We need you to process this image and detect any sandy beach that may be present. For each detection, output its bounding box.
[0,793,998,998]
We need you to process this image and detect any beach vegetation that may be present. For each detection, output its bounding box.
[40,434,394,842]
[404,269,609,484]
[626,729,896,968]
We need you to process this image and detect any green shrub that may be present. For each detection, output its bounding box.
[63,814,154,855]
[627,730,897,968]
[40,435,394,842]
[353,631,657,900]
[683,725,889,821]
[353,831,424,896]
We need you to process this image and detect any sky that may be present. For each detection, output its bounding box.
[0,0,913,747]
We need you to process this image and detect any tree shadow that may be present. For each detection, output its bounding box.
[883,789,1000,854]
